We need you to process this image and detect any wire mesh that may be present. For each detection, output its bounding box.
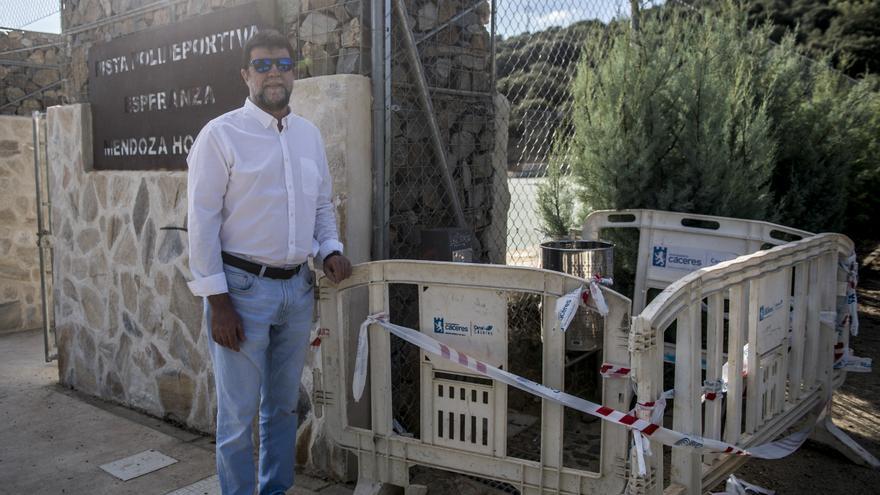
[495,0,643,267]
[388,0,495,262]
[385,0,644,471]
[382,0,656,473]
[288,0,369,79]
[0,0,60,30]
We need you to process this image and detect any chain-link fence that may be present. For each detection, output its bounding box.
[497,0,651,267]
[1,1,63,115]
[287,0,369,79]
[372,1,662,479]
[0,0,60,30]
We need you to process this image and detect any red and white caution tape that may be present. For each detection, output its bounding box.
[555,286,584,333]
[840,252,860,336]
[834,347,872,372]
[703,379,725,402]
[712,474,776,495]
[588,281,609,316]
[631,390,674,475]
[599,362,631,378]
[556,283,609,333]
[354,313,823,460]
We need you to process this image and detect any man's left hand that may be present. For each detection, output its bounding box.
[324,253,352,283]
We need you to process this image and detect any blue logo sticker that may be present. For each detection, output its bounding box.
[433,316,469,336]
[653,246,668,267]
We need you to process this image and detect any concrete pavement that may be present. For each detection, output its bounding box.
[0,329,353,495]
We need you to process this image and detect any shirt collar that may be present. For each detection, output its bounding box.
[243,97,289,128]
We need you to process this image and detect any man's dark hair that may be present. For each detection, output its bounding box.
[241,29,295,69]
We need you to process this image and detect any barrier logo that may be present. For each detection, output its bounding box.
[433,316,469,336]
[653,246,668,267]
[674,437,704,448]
[652,244,727,271]
[473,324,494,336]
[759,299,783,321]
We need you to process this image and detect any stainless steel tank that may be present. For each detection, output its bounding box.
[540,240,614,352]
[540,240,614,279]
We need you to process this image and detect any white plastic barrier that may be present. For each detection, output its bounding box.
[629,232,872,494]
[582,209,812,314]
[317,261,634,494]
[318,211,874,495]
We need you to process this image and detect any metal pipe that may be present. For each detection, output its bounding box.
[392,0,469,230]
[0,40,64,57]
[382,0,392,259]
[490,0,496,90]
[371,0,387,260]
[0,58,60,69]
[32,111,56,362]
[392,81,493,98]
[0,79,64,111]
[381,0,487,70]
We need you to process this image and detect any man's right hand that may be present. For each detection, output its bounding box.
[207,293,245,351]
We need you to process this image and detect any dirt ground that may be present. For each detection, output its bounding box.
[725,241,880,494]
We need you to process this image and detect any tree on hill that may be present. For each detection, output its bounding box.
[692,0,880,78]
[565,1,880,237]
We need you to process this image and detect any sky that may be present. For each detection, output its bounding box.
[19,13,61,34]
[495,0,643,37]
[1,1,664,36]
[1,0,61,33]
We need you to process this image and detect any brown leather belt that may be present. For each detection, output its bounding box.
[221,252,301,280]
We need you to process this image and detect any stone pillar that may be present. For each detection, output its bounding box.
[288,74,371,479]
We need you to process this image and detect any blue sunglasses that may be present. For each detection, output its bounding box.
[249,57,293,73]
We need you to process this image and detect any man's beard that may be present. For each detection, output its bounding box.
[256,85,290,111]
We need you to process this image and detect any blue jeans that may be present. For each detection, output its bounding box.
[207,264,314,495]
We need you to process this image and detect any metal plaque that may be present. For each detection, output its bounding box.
[87,0,277,170]
[99,449,178,481]
[164,475,221,495]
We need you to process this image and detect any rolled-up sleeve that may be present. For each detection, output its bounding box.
[313,132,344,261]
[186,124,230,297]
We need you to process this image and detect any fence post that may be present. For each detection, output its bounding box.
[671,298,702,493]
[629,316,663,495]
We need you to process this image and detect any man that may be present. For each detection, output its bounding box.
[186,29,352,495]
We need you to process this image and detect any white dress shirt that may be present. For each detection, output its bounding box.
[186,98,344,297]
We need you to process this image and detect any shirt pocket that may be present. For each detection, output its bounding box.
[300,157,321,198]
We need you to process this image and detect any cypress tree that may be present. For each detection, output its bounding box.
[566,0,880,237]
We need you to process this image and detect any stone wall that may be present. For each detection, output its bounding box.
[387,0,503,263]
[284,0,368,78]
[0,30,64,116]
[0,116,43,333]
[48,103,213,427]
[48,74,371,462]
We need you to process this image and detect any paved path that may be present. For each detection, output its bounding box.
[0,329,353,495]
